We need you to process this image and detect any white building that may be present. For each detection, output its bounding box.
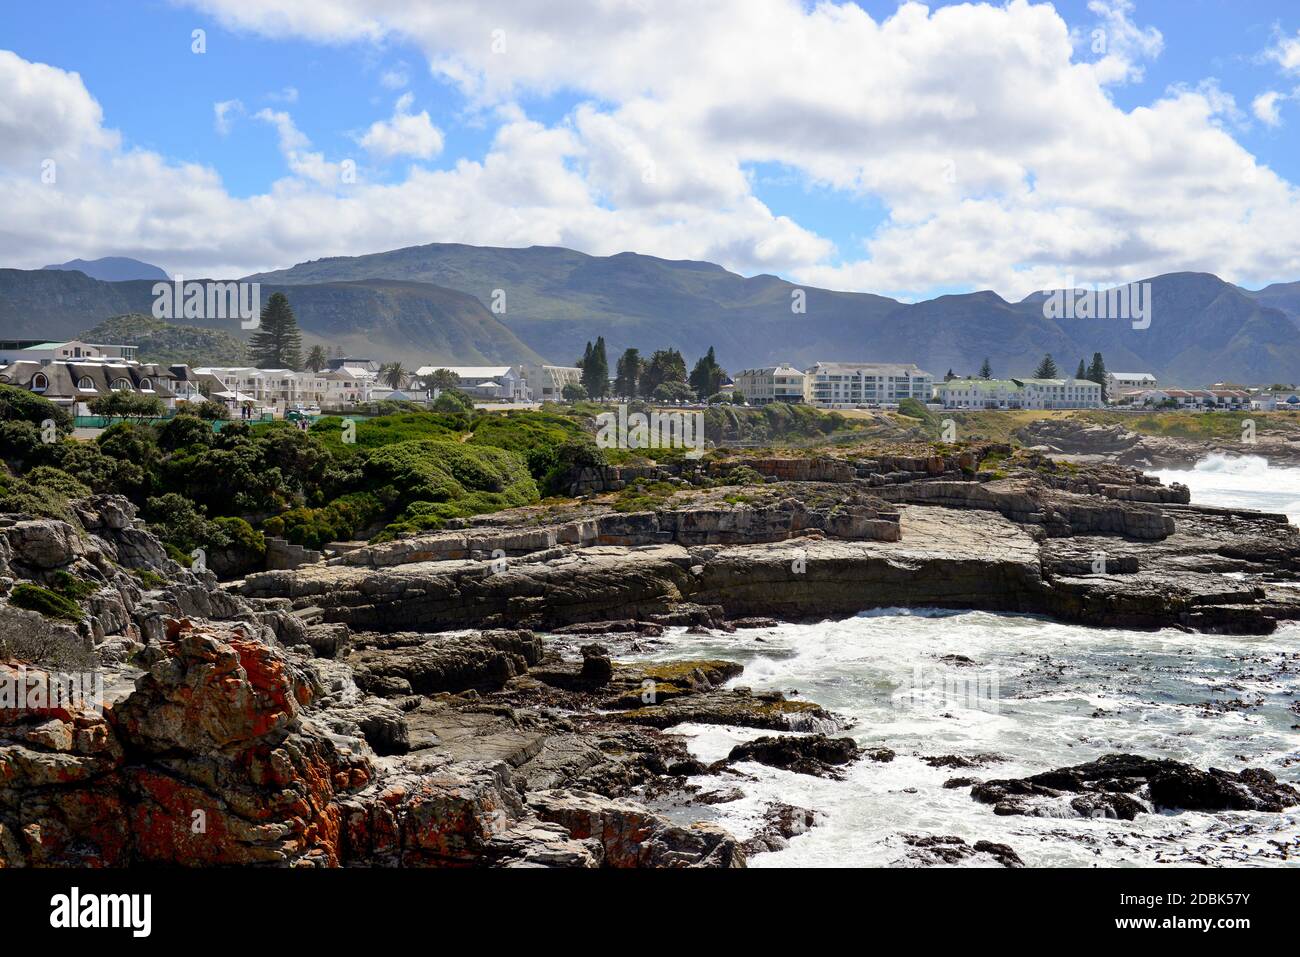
[938,377,1103,410]
[196,367,360,413]
[413,365,528,402]
[1105,371,1157,397]
[733,365,811,405]
[522,364,582,401]
[0,339,139,364]
[805,361,933,408]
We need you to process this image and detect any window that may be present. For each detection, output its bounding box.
[111,378,132,391]
[139,378,152,391]
[32,373,48,393]
[77,376,95,390]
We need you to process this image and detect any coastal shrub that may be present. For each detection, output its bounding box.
[310,412,465,454]
[25,466,92,500]
[432,389,476,414]
[144,493,216,554]
[541,439,607,496]
[48,570,101,601]
[360,439,538,537]
[468,412,589,482]
[9,583,84,622]
[156,413,213,452]
[0,468,87,523]
[262,492,384,549]
[0,384,71,432]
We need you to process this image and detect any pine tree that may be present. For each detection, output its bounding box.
[945,369,955,381]
[580,337,609,399]
[978,358,992,379]
[1075,359,1086,379]
[249,292,303,370]
[614,348,643,398]
[1086,352,1108,401]
[689,346,725,399]
[1033,353,1059,379]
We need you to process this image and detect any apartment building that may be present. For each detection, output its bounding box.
[195,367,369,413]
[1105,371,1157,396]
[1125,388,1252,409]
[0,339,140,364]
[805,361,933,408]
[938,377,1103,410]
[733,365,811,405]
[413,365,529,401]
[522,364,582,401]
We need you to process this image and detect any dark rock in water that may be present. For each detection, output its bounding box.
[728,733,861,777]
[923,753,1003,769]
[742,802,819,855]
[900,834,1024,868]
[970,753,1300,819]
[580,642,613,684]
[730,616,779,629]
[865,747,896,762]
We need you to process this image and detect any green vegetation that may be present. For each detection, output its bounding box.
[89,390,165,422]
[248,291,304,369]
[10,583,84,622]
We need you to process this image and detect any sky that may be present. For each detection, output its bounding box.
[5,0,1300,300]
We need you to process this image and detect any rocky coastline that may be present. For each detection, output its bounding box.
[2,444,1298,867]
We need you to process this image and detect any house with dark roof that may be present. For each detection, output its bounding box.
[0,357,179,414]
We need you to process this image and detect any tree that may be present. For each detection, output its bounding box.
[652,381,695,403]
[305,345,327,372]
[978,358,992,379]
[1075,359,1087,380]
[431,389,475,414]
[688,346,726,399]
[1033,354,1059,379]
[944,369,956,381]
[641,349,688,396]
[426,369,461,392]
[380,362,407,390]
[579,337,609,399]
[561,382,588,402]
[614,348,643,398]
[89,391,165,423]
[1086,352,1109,401]
[248,292,303,370]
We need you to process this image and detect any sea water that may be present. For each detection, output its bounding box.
[620,457,1300,867]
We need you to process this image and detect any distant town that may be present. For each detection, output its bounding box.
[1,334,1297,422]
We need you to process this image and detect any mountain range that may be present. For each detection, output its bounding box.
[3,242,1299,385]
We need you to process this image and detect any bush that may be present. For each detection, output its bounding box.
[561,383,589,402]
[652,381,695,403]
[144,492,216,555]
[432,389,476,414]
[262,492,383,549]
[9,583,84,622]
[541,439,607,496]
[467,412,589,481]
[89,391,165,421]
[0,383,71,431]
[360,439,538,537]
[0,468,87,522]
[157,414,213,452]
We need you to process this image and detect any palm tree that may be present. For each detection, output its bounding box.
[380,362,407,390]
[305,345,327,372]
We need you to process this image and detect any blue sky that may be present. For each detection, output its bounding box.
[4,1,1300,295]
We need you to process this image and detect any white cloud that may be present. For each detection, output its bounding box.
[6,1,1300,300]
[1253,90,1284,127]
[213,98,244,134]
[358,92,443,159]
[379,65,408,89]
[1266,30,1300,75]
[266,85,299,103]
